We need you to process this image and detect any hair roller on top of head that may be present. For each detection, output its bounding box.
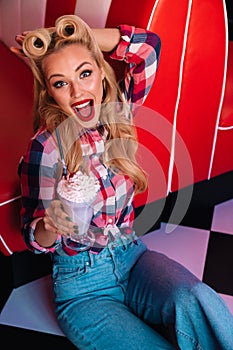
[55,15,81,39]
[55,14,95,43]
[22,28,51,59]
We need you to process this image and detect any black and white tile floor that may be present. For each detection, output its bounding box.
[0,199,232,347]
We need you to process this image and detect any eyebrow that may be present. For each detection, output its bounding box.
[48,61,92,81]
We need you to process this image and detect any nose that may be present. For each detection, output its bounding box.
[70,81,82,98]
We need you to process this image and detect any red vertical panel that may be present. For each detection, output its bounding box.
[211,130,233,177]
[145,1,191,197]
[106,0,155,27]
[106,0,172,204]
[45,0,77,27]
[218,42,233,128]
[0,42,33,201]
[211,41,233,177]
[171,0,227,191]
[0,42,33,255]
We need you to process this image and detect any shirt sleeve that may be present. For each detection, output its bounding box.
[19,131,61,254]
[109,24,161,109]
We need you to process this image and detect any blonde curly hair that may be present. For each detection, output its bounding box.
[23,15,147,193]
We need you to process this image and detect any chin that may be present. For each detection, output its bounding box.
[78,118,99,130]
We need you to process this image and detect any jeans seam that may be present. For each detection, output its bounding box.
[127,299,204,350]
[175,329,203,350]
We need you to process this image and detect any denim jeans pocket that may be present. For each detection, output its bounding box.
[52,263,90,302]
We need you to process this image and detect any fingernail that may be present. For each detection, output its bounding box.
[73,225,78,229]
[73,229,79,234]
[66,216,72,222]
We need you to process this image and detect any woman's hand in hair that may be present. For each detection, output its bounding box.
[92,28,121,52]
[10,31,29,57]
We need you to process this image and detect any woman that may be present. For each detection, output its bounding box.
[14,15,233,350]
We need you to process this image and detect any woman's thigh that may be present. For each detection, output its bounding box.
[57,296,176,350]
[52,244,175,350]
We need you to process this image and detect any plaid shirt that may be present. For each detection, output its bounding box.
[19,24,161,255]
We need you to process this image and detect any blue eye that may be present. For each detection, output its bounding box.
[80,70,92,79]
[53,81,67,88]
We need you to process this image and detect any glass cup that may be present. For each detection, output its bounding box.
[59,196,95,250]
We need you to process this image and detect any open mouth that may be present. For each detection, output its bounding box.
[71,99,95,122]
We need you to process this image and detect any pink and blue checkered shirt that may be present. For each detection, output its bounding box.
[19,24,161,255]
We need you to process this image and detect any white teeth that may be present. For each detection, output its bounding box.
[73,100,92,119]
[76,101,90,109]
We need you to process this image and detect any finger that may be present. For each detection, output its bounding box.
[45,209,74,235]
[10,46,26,57]
[48,199,74,223]
[46,201,67,222]
[44,212,80,239]
[15,34,25,44]
[43,215,69,236]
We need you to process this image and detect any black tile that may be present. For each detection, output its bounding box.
[0,252,13,312]
[1,250,52,312]
[203,231,233,296]
[11,250,52,287]
[161,171,233,230]
[0,325,77,349]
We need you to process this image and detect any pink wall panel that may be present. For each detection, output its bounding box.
[0,0,47,48]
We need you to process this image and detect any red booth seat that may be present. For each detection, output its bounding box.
[0,0,232,256]
[0,41,33,255]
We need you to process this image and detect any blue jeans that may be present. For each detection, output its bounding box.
[52,238,233,349]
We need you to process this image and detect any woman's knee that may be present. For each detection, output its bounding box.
[130,250,200,293]
[126,248,205,322]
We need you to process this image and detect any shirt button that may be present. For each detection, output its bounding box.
[108,218,113,223]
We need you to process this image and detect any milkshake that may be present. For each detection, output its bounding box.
[57,170,100,249]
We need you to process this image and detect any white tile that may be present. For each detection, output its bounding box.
[211,199,233,235]
[141,223,210,280]
[0,275,64,336]
[218,293,233,315]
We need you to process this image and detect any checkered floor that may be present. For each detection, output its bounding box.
[0,199,232,347]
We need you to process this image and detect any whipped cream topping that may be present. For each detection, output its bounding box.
[57,171,100,203]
